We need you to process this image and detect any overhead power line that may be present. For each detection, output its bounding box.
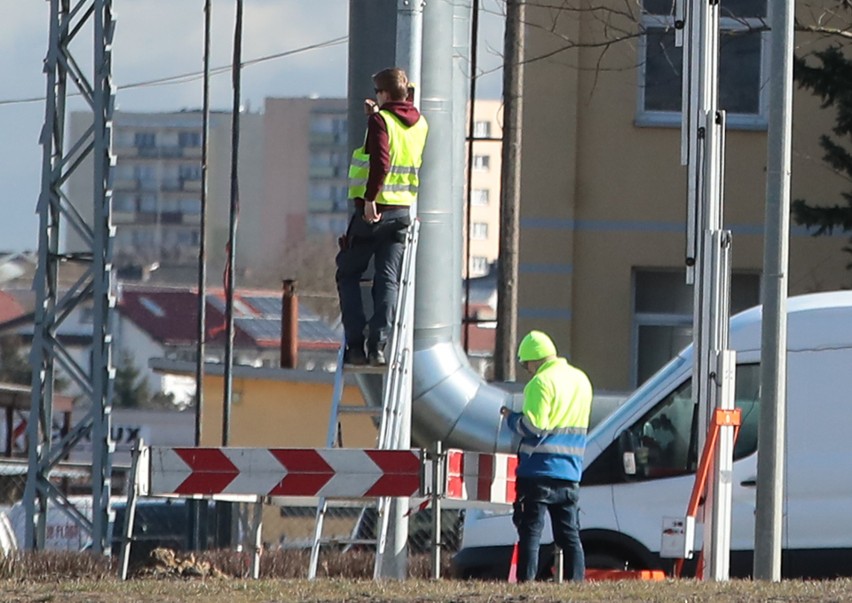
[0,34,348,108]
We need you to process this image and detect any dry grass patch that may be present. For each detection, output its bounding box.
[4,552,852,602]
[4,577,852,602]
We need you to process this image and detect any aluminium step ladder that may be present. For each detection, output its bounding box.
[308,220,420,580]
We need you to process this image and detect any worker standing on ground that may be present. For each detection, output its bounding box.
[500,330,593,581]
[336,67,428,366]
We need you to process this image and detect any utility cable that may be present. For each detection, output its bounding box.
[0,35,347,107]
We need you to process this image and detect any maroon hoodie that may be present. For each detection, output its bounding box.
[361,100,423,206]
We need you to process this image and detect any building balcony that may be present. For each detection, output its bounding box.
[160,179,184,192]
[113,178,139,191]
[136,145,185,159]
[112,210,136,224]
[182,179,202,192]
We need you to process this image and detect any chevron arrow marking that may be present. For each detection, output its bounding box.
[267,449,334,496]
[364,449,421,497]
[171,448,239,495]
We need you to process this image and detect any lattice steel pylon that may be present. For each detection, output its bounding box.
[23,0,117,554]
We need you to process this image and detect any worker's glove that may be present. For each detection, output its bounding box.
[512,500,524,529]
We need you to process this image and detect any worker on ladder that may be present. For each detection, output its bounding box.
[336,67,429,366]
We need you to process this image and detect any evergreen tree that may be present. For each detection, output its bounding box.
[793,43,852,268]
[0,335,31,385]
[113,351,150,408]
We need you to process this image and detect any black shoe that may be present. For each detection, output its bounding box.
[344,346,367,366]
[368,347,386,367]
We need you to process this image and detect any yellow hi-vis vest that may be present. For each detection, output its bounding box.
[347,109,429,205]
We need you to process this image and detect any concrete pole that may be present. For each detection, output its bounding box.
[347,1,397,156]
[754,0,794,582]
[494,0,524,382]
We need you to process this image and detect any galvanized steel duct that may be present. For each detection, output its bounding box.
[412,0,517,453]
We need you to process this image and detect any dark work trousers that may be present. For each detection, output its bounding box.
[513,476,585,582]
[335,206,410,352]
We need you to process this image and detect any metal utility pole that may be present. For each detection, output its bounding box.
[494,0,524,382]
[25,0,116,554]
[463,0,481,353]
[194,0,212,449]
[396,0,424,92]
[188,0,213,553]
[680,0,736,580]
[377,0,424,581]
[222,0,244,447]
[754,0,794,582]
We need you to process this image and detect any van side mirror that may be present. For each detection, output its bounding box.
[618,431,637,476]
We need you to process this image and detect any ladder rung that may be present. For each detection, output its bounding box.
[338,405,382,415]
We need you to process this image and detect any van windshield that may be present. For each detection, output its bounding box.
[589,353,690,443]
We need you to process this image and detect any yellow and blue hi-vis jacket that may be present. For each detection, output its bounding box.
[506,357,593,482]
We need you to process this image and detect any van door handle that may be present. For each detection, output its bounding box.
[740,478,757,487]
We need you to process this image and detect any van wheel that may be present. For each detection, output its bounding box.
[585,551,632,571]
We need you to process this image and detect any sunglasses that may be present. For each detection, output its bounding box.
[374,88,384,94]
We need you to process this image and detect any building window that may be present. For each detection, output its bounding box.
[471,188,490,206]
[133,165,156,189]
[137,194,158,213]
[179,197,200,214]
[473,120,492,138]
[470,256,489,276]
[179,164,201,181]
[113,194,135,213]
[471,222,489,240]
[631,269,760,387]
[178,131,201,148]
[134,132,156,148]
[472,154,490,171]
[638,0,768,128]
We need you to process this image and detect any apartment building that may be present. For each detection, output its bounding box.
[262,97,350,260]
[66,99,503,286]
[466,99,502,277]
[66,110,265,282]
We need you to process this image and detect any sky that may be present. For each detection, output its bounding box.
[0,0,505,253]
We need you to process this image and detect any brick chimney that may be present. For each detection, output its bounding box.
[280,279,298,368]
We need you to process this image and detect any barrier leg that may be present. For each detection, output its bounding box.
[119,440,143,580]
[431,442,443,579]
[554,545,563,583]
[250,497,263,579]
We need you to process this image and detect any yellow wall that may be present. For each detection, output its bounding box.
[198,375,377,448]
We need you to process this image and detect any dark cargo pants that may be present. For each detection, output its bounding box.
[335,206,410,353]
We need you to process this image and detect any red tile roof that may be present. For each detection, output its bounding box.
[117,286,338,350]
[0,291,25,324]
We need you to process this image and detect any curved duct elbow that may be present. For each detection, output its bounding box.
[412,341,518,453]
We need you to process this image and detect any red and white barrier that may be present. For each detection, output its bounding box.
[445,450,517,504]
[144,446,518,505]
[147,447,423,498]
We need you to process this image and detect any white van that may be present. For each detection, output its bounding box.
[454,291,852,579]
